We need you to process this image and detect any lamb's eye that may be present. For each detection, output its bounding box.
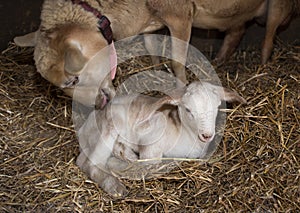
[184,107,194,119]
[185,108,192,114]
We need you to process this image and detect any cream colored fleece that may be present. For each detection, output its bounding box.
[34,0,102,79]
[33,0,158,79]
[40,0,100,32]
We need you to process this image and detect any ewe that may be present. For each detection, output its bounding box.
[14,0,270,99]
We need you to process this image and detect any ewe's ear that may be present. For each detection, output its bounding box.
[14,31,38,47]
[212,85,247,104]
[64,41,88,74]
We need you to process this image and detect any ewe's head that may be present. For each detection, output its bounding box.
[177,82,246,143]
[14,25,115,107]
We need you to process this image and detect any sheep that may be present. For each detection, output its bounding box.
[76,81,246,197]
[14,0,270,103]
[13,0,164,106]
[145,0,268,80]
[148,0,300,67]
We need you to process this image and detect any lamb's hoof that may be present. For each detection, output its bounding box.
[102,176,128,198]
[107,156,131,172]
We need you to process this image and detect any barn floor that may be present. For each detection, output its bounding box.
[0,39,299,212]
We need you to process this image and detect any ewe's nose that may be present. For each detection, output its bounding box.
[62,75,79,88]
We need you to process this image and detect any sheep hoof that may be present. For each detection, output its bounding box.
[102,176,128,198]
[211,57,225,67]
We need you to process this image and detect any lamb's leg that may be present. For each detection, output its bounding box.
[113,142,138,162]
[89,160,127,198]
[214,25,245,65]
[77,153,128,198]
[139,144,163,164]
[107,156,130,172]
[77,119,128,198]
[261,0,291,64]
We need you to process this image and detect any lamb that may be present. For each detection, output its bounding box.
[76,81,246,197]
[14,0,270,103]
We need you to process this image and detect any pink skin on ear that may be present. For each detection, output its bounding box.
[99,89,108,109]
[100,95,108,109]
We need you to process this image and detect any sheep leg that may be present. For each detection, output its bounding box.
[147,0,194,85]
[144,34,161,68]
[261,0,291,64]
[146,19,192,86]
[214,25,245,65]
[168,19,192,86]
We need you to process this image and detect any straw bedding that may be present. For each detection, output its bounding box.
[0,39,299,212]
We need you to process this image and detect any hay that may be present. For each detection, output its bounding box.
[0,39,299,212]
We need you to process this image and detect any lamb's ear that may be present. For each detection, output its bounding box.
[14,31,38,47]
[167,86,186,103]
[137,96,180,124]
[64,41,88,74]
[223,88,247,104]
[212,85,247,104]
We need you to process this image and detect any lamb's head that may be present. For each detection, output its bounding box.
[14,25,116,107]
[176,82,246,143]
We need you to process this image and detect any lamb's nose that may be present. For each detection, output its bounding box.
[202,133,213,140]
[199,133,214,142]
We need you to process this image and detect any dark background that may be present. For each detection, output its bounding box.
[0,0,299,51]
[0,1,43,50]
